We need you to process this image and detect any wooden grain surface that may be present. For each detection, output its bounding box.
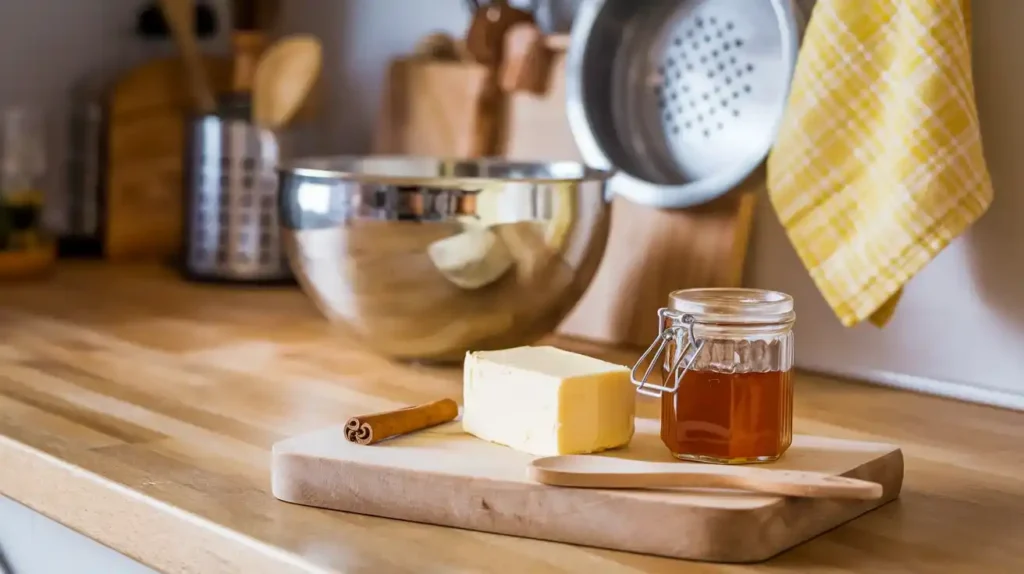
[0,263,1022,573]
[272,421,902,563]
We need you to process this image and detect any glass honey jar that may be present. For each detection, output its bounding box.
[630,288,795,464]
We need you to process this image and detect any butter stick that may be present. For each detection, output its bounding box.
[344,399,459,445]
[463,346,636,456]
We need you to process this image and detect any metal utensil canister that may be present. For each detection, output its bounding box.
[182,95,292,283]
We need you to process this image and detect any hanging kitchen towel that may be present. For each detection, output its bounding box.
[767,0,993,327]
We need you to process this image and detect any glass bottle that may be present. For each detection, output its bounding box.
[630,288,795,464]
[59,78,108,257]
[0,105,54,277]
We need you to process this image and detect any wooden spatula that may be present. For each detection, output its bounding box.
[252,34,323,130]
[529,455,884,500]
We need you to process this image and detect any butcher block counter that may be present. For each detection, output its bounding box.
[0,263,1022,573]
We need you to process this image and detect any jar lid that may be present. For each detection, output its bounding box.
[668,288,795,325]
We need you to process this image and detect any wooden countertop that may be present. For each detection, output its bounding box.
[0,263,1022,573]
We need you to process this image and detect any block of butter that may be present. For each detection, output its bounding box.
[463,345,636,456]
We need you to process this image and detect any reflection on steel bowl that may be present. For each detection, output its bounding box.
[278,156,615,362]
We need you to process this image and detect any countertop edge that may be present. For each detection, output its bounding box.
[0,435,334,574]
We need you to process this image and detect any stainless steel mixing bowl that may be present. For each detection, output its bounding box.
[278,156,614,362]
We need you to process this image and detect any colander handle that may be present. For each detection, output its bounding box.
[609,167,761,210]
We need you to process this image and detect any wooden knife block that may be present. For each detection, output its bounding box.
[502,43,760,349]
[373,58,497,158]
[105,56,232,261]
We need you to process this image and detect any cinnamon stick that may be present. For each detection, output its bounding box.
[344,398,459,445]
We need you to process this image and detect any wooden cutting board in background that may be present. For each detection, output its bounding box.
[272,417,903,563]
[106,55,232,261]
[502,43,761,348]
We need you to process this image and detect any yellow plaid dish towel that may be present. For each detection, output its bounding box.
[767,0,993,327]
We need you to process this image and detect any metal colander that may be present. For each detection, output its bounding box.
[567,0,805,208]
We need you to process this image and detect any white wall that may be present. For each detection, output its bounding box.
[0,0,233,229]
[3,0,1021,407]
[277,0,475,154]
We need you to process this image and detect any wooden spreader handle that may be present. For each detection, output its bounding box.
[529,455,884,500]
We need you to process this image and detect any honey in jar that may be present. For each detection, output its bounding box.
[631,288,795,464]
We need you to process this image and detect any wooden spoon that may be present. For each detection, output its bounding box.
[158,0,217,113]
[252,34,323,130]
[529,456,884,500]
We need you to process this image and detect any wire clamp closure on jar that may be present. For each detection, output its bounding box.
[630,308,706,398]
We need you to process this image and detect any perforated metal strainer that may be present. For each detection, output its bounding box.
[566,0,804,208]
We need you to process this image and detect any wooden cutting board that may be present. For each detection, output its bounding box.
[272,417,903,563]
[106,55,232,260]
[502,43,760,348]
